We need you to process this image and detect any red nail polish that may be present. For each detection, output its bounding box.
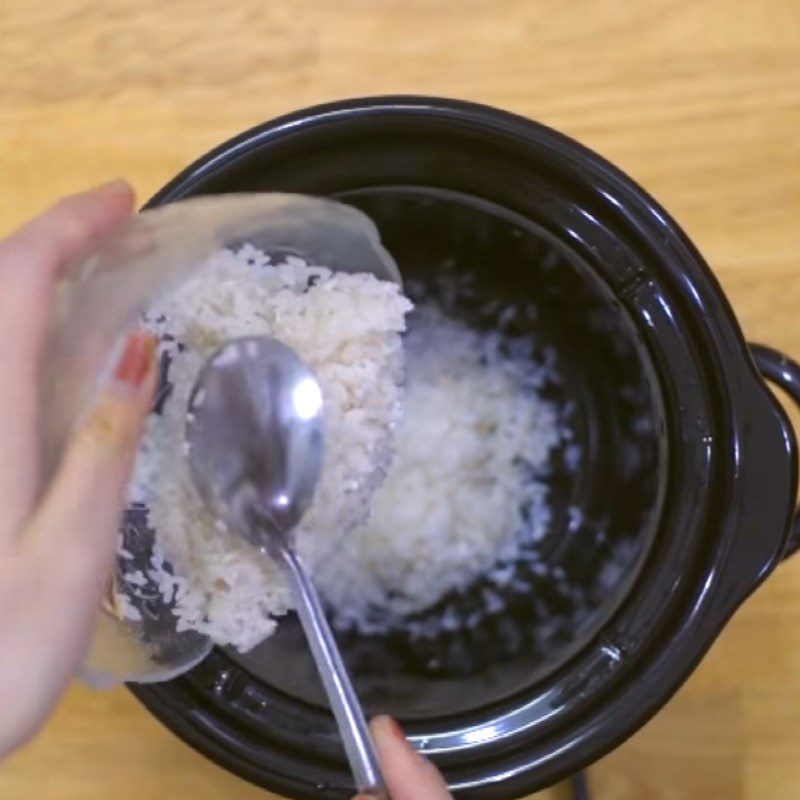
[114,332,155,387]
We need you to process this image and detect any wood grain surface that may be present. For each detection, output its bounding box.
[1,1,799,798]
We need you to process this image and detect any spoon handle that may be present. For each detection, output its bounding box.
[279,546,389,800]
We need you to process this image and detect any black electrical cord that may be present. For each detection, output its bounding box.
[571,771,591,800]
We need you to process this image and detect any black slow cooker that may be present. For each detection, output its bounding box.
[131,97,800,798]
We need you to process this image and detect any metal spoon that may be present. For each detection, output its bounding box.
[185,335,388,800]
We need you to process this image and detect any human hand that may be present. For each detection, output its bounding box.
[0,181,156,758]
[358,716,453,800]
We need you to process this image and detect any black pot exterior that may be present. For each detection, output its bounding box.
[131,97,798,798]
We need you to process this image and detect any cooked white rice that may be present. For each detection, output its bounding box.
[126,245,412,651]
[120,244,565,653]
[315,303,563,633]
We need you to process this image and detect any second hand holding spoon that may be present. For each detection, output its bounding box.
[185,335,388,800]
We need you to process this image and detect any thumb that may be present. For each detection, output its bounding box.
[25,331,156,574]
[0,332,155,746]
[362,716,452,800]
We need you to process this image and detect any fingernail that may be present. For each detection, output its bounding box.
[373,715,406,744]
[113,331,156,389]
[95,177,131,194]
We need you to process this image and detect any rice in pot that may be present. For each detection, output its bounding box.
[119,245,565,653]
[315,303,564,633]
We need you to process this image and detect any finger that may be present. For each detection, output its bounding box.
[0,333,154,751]
[0,179,135,281]
[369,716,452,800]
[0,179,135,366]
[0,181,136,542]
[0,556,98,756]
[0,180,135,333]
[24,331,156,571]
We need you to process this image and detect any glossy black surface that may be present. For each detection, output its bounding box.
[750,345,800,556]
[131,97,798,799]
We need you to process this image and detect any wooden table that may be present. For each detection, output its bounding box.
[1,2,799,798]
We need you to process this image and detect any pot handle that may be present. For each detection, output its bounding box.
[750,344,800,558]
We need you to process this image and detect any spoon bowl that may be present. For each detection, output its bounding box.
[185,336,324,546]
